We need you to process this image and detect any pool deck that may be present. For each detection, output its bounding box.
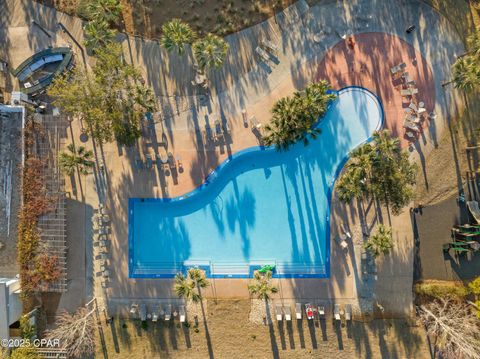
[0,0,466,318]
[86,0,463,318]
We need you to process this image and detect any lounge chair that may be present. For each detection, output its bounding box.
[179,305,186,323]
[214,120,223,138]
[318,305,325,317]
[139,304,147,321]
[337,235,348,250]
[276,305,283,321]
[204,124,214,143]
[401,88,419,96]
[305,303,314,320]
[334,304,341,321]
[165,305,172,321]
[403,121,420,132]
[467,201,480,224]
[390,62,406,75]
[130,304,138,314]
[261,39,278,53]
[341,223,352,239]
[223,121,231,135]
[146,154,153,169]
[255,46,270,63]
[295,303,302,319]
[284,306,291,321]
[152,311,158,322]
[345,304,352,321]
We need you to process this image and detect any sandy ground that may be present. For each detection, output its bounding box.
[95,299,430,359]
[36,0,296,37]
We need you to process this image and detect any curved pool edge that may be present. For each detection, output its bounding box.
[128,86,385,279]
[142,86,385,204]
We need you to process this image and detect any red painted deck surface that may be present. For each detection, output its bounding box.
[316,32,435,148]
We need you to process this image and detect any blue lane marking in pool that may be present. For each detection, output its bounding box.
[129,86,384,278]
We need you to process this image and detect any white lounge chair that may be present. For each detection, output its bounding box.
[152,311,158,322]
[295,303,302,319]
[284,306,291,321]
[276,305,283,321]
[318,305,325,317]
[130,304,138,314]
[165,305,172,321]
[341,223,352,239]
[179,305,186,323]
[334,304,341,321]
[467,201,480,224]
[345,304,352,321]
[255,46,270,63]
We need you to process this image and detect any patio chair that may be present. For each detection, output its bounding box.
[139,304,147,321]
[130,303,138,314]
[467,201,480,224]
[345,304,352,321]
[152,307,158,322]
[284,306,291,321]
[305,303,314,320]
[204,124,214,143]
[341,223,352,239]
[146,154,154,169]
[214,120,223,138]
[337,235,348,251]
[223,121,231,135]
[165,305,172,321]
[179,305,186,323]
[276,305,283,321]
[295,303,302,319]
[255,46,270,63]
[261,39,278,54]
[318,305,325,317]
[401,88,419,96]
[408,102,418,112]
[334,304,341,321]
[403,121,420,133]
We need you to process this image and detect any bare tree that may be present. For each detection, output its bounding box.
[418,299,480,359]
[45,307,96,357]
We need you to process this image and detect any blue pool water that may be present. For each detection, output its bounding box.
[129,87,383,278]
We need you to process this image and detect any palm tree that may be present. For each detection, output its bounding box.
[452,56,480,92]
[84,20,116,53]
[173,268,209,303]
[248,270,278,327]
[160,19,197,55]
[59,144,95,176]
[85,0,123,23]
[174,273,200,302]
[193,33,229,69]
[364,224,393,258]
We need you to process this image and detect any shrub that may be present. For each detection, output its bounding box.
[415,280,469,300]
[468,277,480,297]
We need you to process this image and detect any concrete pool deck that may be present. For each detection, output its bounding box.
[76,0,464,319]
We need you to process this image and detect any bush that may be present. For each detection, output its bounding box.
[415,280,469,300]
[468,277,480,297]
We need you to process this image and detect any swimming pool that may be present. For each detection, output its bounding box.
[129,87,384,278]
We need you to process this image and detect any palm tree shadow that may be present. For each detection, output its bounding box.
[198,288,214,359]
[265,301,280,359]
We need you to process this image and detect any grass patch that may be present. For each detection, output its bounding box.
[415,280,469,300]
